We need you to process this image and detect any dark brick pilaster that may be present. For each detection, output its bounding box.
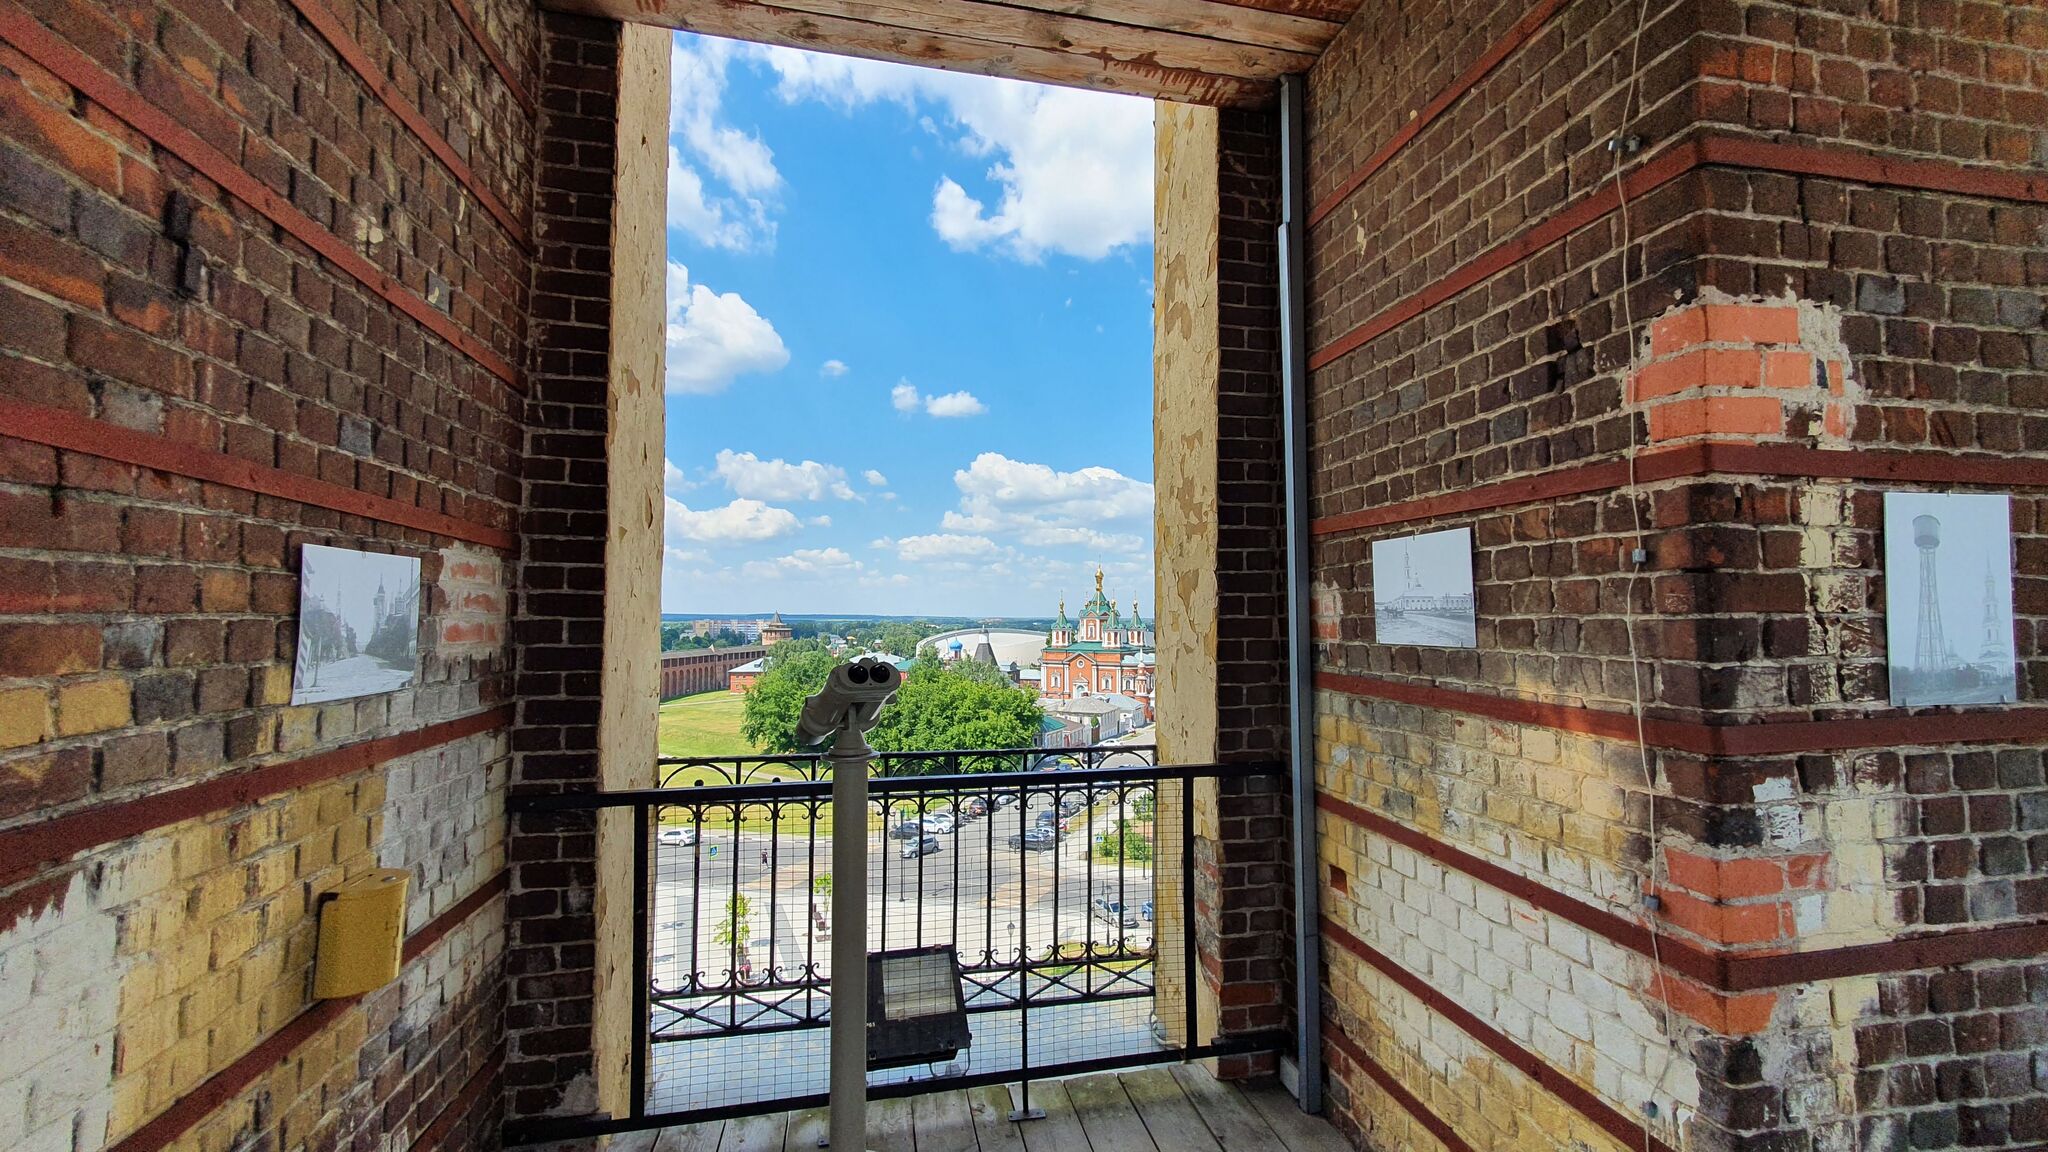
[505,11,620,1124]
[1207,106,1293,1078]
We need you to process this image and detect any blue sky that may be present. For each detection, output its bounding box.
[658,35,1157,618]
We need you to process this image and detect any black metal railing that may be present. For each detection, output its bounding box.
[653,741,1162,787]
[507,749,1284,1140]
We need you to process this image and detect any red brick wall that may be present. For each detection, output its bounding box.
[1304,1,2046,1150]
[0,0,535,1146]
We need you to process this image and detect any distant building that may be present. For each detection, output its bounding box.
[726,656,768,693]
[691,618,763,642]
[1043,693,1147,742]
[759,612,793,646]
[660,645,768,699]
[925,626,1048,668]
[1040,568,1154,721]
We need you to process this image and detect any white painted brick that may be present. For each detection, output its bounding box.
[1529,1018,1572,1068]
[0,943,33,1016]
[0,1070,29,1144]
[1546,921,1591,965]
[1592,1015,1646,1075]
[1527,943,1570,991]
[19,1114,73,1152]
[1474,886,1508,924]
[1550,996,1593,1042]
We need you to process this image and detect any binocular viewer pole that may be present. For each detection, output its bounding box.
[826,719,874,1151]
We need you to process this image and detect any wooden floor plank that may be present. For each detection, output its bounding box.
[1239,1083,1354,1152]
[782,1106,829,1151]
[1064,1073,1156,1152]
[911,1090,978,1152]
[965,1085,1028,1152]
[720,1112,791,1152]
[867,1096,918,1150]
[611,1131,662,1152]
[1166,1065,1287,1151]
[1118,1069,1223,1152]
[655,1121,727,1152]
[1009,1080,1093,1152]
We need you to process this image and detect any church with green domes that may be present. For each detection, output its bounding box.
[1040,567,1156,720]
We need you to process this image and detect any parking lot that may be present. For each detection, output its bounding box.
[648,780,1159,991]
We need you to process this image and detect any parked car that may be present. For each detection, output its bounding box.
[1091,898,1141,928]
[921,812,957,835]
[1008,827,1058,851]
[890,820,924,840]
[900,835,942,860]
[991,793,1018,809]
[656,827,698,847]
[960,797,989,818]
[1057,795,1087,817]
[1141,900,1153,923]
[1034,809,1059,828]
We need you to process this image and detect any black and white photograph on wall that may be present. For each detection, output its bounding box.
[1371,527,1478,648]
[291,544,423,705]
[1884,492,2016,707]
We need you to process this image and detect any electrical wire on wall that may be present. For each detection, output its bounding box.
[1605,0,1684,1148]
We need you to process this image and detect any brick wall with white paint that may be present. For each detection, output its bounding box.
[0,871,119,1152]
[378,732,509,936]
[1316,694,1657,915]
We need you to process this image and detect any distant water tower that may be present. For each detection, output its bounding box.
[1912,514,1951,673]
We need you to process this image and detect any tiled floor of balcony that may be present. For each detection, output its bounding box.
[625,1066,1350,1151]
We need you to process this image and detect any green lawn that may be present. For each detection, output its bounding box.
[656,690,758,758]
[656,691,813,830]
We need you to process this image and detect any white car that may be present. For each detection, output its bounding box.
[656,827,698,847]
[921,812,956,835]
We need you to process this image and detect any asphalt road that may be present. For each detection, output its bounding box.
[650,784,1158,990]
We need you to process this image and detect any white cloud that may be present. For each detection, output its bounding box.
[896,533,1003,564]
[809,514,833,527]
[741,547,858,580]
[663,458,699,493]
[931,178,1007,251]
[922,391,987,418]
[891,380,985,418]
[862,469,888,487]
[755,48,1152,261]
[672,37,779,195]
[714,449,856,501]
[665,495,802,545]
[937,453,1152,553]
[665,262,789,393]
[820,359,850,377]
[667,148,763,251]
[665,37,778,251]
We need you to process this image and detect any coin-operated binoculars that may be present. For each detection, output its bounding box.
[798,658,898,1150]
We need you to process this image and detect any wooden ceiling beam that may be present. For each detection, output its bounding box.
[673,0,1319,76]
[549,0,1287,105]
[1205,0,1360,24]
[822,0,1339,57]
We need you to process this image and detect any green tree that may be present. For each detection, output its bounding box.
[868,660,1043,763]
[740,649,1043,759]
[712,893,752,949]
[739,645,839,753]
[1093,820,1153,863]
